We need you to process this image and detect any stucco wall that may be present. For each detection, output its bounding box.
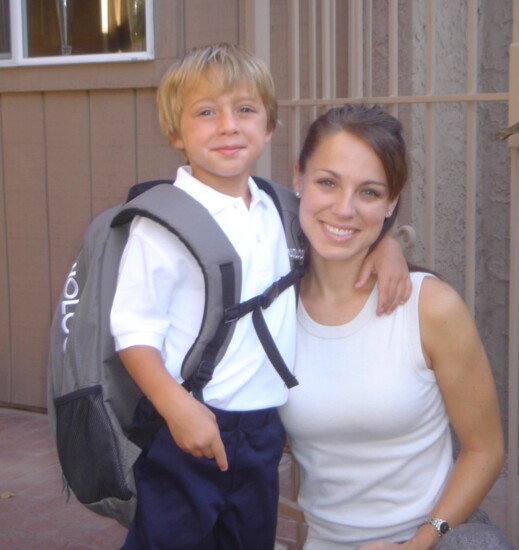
[394,0,513,431]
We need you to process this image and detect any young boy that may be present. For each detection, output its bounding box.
[110,43,409,550]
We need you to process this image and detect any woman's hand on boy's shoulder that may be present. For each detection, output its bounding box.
[356,234,412,315]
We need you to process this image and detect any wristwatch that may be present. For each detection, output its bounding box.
[423,516,451,537]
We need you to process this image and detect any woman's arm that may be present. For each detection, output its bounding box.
[356,234,412,315]
[408,276,504,548]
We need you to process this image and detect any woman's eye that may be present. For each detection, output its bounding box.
[361,188,381,198]
[317,179,335,187]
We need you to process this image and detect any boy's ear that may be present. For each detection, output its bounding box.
[169,130,185,151]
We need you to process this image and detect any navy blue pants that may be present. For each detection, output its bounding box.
[123,401,286,550]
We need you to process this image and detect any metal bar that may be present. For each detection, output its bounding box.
[348,0,362,98]
[365,0,373,98]
[464,0,478,314]
[288,0,301,165]
[323,0,334,99]
[277,92,508,107]
[508,147,519,549]
[424,0,436,268]
[506,1,519,543]
[243,0,271,178]
[387,0,398,116]
[331,0,337,97]
[308,0,318,122]
[10,0,24,61]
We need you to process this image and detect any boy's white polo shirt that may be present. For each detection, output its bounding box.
[110,166,296,411]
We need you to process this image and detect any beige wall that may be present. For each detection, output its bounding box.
[0,0,244,408]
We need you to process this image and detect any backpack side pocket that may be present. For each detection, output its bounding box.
[54,385,133,504]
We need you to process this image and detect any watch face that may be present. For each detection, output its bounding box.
[439,521,450,534]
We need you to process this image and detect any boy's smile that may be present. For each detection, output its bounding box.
[171,74,273,199]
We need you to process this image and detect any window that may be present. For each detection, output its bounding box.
[0,0,10,58]
[1,0,154,66]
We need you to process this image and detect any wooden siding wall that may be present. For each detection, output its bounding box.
[0,0,242,409]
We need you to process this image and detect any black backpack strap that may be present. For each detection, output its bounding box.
[253,308,298,387]
[182,260,237,401]
[253,176,304,266]
[224,267,302,322]
[253,176,285,221]
[222,266,303,389]
[125,179,174,202]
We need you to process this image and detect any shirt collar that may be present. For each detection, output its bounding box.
[174,166,265,215]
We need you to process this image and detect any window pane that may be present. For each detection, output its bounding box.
[24,0,147,58]
[0,0,10,57]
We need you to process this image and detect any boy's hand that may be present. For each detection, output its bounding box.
[118,345,228,471]
[163,390,229,471]
[357,235,412,315]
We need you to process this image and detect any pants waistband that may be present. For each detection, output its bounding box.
[208,405,278,430]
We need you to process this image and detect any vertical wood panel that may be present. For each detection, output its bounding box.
[45,92,92,310]
[2,94,50,408]
[0,0,247,411]
[153,0,183,60]
[90,90,137,214]
[135,88,183,182]
[0,95,11,402]
[184,0,239,48]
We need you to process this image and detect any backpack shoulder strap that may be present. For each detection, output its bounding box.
[248,177,303,388]
[124,179,174,202]
[252,176,302,259]
[111,183,241,397]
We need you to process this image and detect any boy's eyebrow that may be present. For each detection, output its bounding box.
[188,97,217,106]
[233,92,262,101]
[188,89,261,105]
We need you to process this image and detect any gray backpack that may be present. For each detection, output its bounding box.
[47,178,302,527]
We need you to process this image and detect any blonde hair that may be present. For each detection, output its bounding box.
[157,43,278,139]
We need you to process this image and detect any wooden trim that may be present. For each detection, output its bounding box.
[0,59,173,93]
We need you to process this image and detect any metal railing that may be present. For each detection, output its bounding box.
[245,0,518,544]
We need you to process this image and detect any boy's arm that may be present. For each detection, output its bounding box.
[356,234,412,315]
[119,345,228,471]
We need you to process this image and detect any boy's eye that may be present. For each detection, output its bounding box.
[239,105,255,113]
[198,109,214,116]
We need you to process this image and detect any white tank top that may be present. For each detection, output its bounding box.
[279,272,453,549]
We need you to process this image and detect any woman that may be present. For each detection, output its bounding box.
[279,104,512,549]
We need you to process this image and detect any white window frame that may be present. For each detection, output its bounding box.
[0,0,154,67]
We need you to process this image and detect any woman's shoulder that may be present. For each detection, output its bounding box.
[417,274,472,333]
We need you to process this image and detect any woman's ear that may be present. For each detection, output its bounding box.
[387,196,400,218]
